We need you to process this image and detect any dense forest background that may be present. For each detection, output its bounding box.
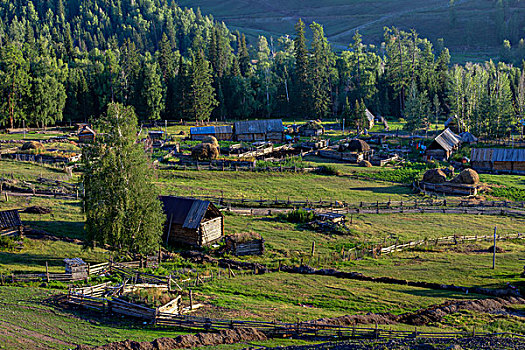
[0,0,524,138]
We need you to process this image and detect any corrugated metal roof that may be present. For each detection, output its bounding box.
[190,126,216,135]
[78,126,96,135]
[365,109,375,123]
[234,119,283,135]
[159,196,221,230]
[0,210,22,229]
[433,128,461,151]
[215,125,233,134]
[471,148,525,162]
[64,258,86,266]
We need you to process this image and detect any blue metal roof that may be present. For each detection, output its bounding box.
[190,126,216,135]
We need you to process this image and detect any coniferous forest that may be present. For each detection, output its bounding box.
[0,0,524,139]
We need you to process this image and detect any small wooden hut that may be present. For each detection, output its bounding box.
[365,109,375,129]
[64,258,89,280]
[234,119,284,143]
[425,128,461,160]
[77,125,96,143]
[160,196,224,247]
[224,233,264,256]
[0,210,23,236]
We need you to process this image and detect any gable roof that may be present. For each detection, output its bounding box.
[365,109,375,123]
[432,128,461,151]
[159,196,222,230]
[471,148,525,162]
[78,125,96,136]
[190,125,233,135]
[234,119,283,135]
[0,210,22,229]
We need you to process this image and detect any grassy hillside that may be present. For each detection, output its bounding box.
[177,0,525,62]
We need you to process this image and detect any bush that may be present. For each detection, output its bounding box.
[316,165,341,176]
[490,186,525,202]
[0,236,19,251]
[279,209,315,223]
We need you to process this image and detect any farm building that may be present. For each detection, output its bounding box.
[470,148,525,174]
[159,196,224,247]
[425,128,461,160]
[64,258,89,280]
[77,125,96,143]
[365,109,375,129]
[0,209,23,236]
[299,121,324,137]
[190,125,233,141]
[234,119,284,143]
[148,130,165,140]
[224,233,265,256]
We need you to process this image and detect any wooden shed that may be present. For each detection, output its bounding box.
[224,233,264,256]
[470,148,525,175]
[0,210,23,236]
[190,125,233,141]
[160,196,224,247]
[365,109,375,130]
[425,128,461,160]
[234,119,284,143]
[64,258,89,280]
[78,125,96,143]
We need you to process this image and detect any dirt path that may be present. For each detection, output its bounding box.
[0,319,74,349]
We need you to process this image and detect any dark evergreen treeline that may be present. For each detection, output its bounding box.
[0,0,523,138]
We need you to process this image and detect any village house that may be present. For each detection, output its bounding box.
[0,209,23,237]
[159,196,224,247]
[234,119,284,143]
[190,125,233,141]
[77,124,96,143]
[365,109,375,130]
[425,128,461,160]
[470,148,525,175]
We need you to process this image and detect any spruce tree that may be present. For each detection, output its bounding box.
[188,50,218,121]
[293,19,310,118]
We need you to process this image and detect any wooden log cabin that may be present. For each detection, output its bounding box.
[160,196,224,247]
[425,128,461,160]
[0,209,23,237]
[224,233,265,256]
[234,119,284,143]
[470,148,525,175]
[77,124,96,143]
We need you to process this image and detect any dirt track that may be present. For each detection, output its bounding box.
[75,328,266,350]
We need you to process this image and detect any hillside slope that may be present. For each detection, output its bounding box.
[177,0,525,61]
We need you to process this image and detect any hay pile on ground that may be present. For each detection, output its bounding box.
[359,160,372,167]
[347,139,370,153]
[191,143,219,160]
[451,168,480,185]
[201,135,219,147]
[21,141,44,151]
[422,169,447,183]
[300,120,324,131]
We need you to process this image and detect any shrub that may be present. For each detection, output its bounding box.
[490,186,525,202]
[0,236,19,252]
[279,209,315,223]
[316,165,341,176]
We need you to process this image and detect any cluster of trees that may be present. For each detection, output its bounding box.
[0,0,524,138]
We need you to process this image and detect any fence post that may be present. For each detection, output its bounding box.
[46,262,50,282]
[189,289,193,310]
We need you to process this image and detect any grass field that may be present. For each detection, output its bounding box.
[176,0,524,62]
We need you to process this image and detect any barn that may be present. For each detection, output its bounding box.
[160,196,224,247]
[470,148,525,175]
[234,119,284,143]
[190,125,233,141]
[425,128,461,160]
[0,209,23,236]
[77,125,96,143]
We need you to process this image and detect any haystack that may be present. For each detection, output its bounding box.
[21,141,44,151]
[191,143,219,160]
[451,168,479,185]
[359,160,372,167]
[347,139,370,153]
[422,169,447,183]
[201,136,219,148]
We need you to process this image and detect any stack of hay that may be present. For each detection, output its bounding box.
[451,168,480,185]
[422,169,448,183]
[21,141,44,151]
[191,136,220,160]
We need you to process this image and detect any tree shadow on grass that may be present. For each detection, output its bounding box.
[24,220,85,240]
[347,185,413,195]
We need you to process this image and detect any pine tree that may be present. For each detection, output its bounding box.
[309,22,332,119]
[187,50,218,121]
[403,81,430,132]
[82,103,165,255]
[293,19,310,118]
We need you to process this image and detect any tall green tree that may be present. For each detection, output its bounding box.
[82,103,165,255]
[309,22,333,119]
[140,61,164,120]
[293,19,310,118]
[187,50,218,121]
[403,81,430,132]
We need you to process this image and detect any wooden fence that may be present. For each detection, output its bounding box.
[67,287,525,340]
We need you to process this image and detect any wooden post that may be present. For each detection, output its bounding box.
[492,226,497,269]
[45,262,50,282]
[158,246,162,265]
[311,241,316,258]
[189,290,193,310]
